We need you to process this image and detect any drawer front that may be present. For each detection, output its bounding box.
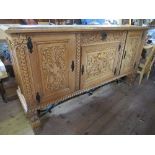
[81,31,127,46]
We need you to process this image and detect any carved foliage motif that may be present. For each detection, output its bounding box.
[12,35,33,107]
[39,43,67,92]
[81,31,126,45]
[123,37,139,68]
[128,31,142,37]
[84,44,117,80]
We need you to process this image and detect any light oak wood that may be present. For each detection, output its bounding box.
[120,31,143,74]
[80,42,120,89]
[80,31,127,89]
[3,25,148,127]
[137,45,155,84]
[5,25,148,33]
[29,34,77,105]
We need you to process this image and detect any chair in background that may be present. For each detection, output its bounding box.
[137,45,155,85]
[0,59,8,102]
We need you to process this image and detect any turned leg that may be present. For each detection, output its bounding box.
[28,110,41,129]
[126,72,137,85]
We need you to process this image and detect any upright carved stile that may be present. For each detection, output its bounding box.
[12,34,41,127]
[75,33,81,90]
[12,35,34,110]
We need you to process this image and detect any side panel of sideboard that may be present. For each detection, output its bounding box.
[10,34,37,110]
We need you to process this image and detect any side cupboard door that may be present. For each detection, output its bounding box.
[120,31,142,74]
[29,34,77,105]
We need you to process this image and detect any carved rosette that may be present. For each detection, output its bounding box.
[12,34,34,109]
[123,38,140,69]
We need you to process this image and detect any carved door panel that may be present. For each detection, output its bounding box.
[80,42,121,89]
[29,34,76,104]
[120,31,142,74]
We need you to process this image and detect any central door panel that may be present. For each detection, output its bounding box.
[80,42,120,89]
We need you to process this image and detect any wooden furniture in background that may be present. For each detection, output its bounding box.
[0,59,8,102]
[122,19,131,25]
[137,45,155,84]
[0,19,20,24]
[0,19,80,25]
[4,25,148,127]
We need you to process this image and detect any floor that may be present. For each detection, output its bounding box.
[0,98,34,134]
[3,77,18,101]
[0,70,155,135]
[0,77,34,135]
[35,69,155,135]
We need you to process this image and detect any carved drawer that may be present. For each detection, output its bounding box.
[80,31,127,46]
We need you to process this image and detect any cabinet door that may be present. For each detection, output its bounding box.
[80,42,121,89]
[29,34,76,105]
[120,31,142,74]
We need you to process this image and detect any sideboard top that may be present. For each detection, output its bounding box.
[3,25,149,34]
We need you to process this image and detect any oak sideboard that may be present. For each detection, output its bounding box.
[4,25,148,127]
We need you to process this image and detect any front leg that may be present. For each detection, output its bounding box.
[126,72,137,86]
[28,110,41,129]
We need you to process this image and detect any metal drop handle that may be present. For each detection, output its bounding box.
[27,37,33,53]
[71,61,74,72]
[101,32,107,40]
[123,50,127,59]
[81,65,84,75]
[36,92,41,103]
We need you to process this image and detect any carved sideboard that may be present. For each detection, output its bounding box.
[4,25,148,127]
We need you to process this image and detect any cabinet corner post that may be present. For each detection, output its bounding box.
[27,110,41,129]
